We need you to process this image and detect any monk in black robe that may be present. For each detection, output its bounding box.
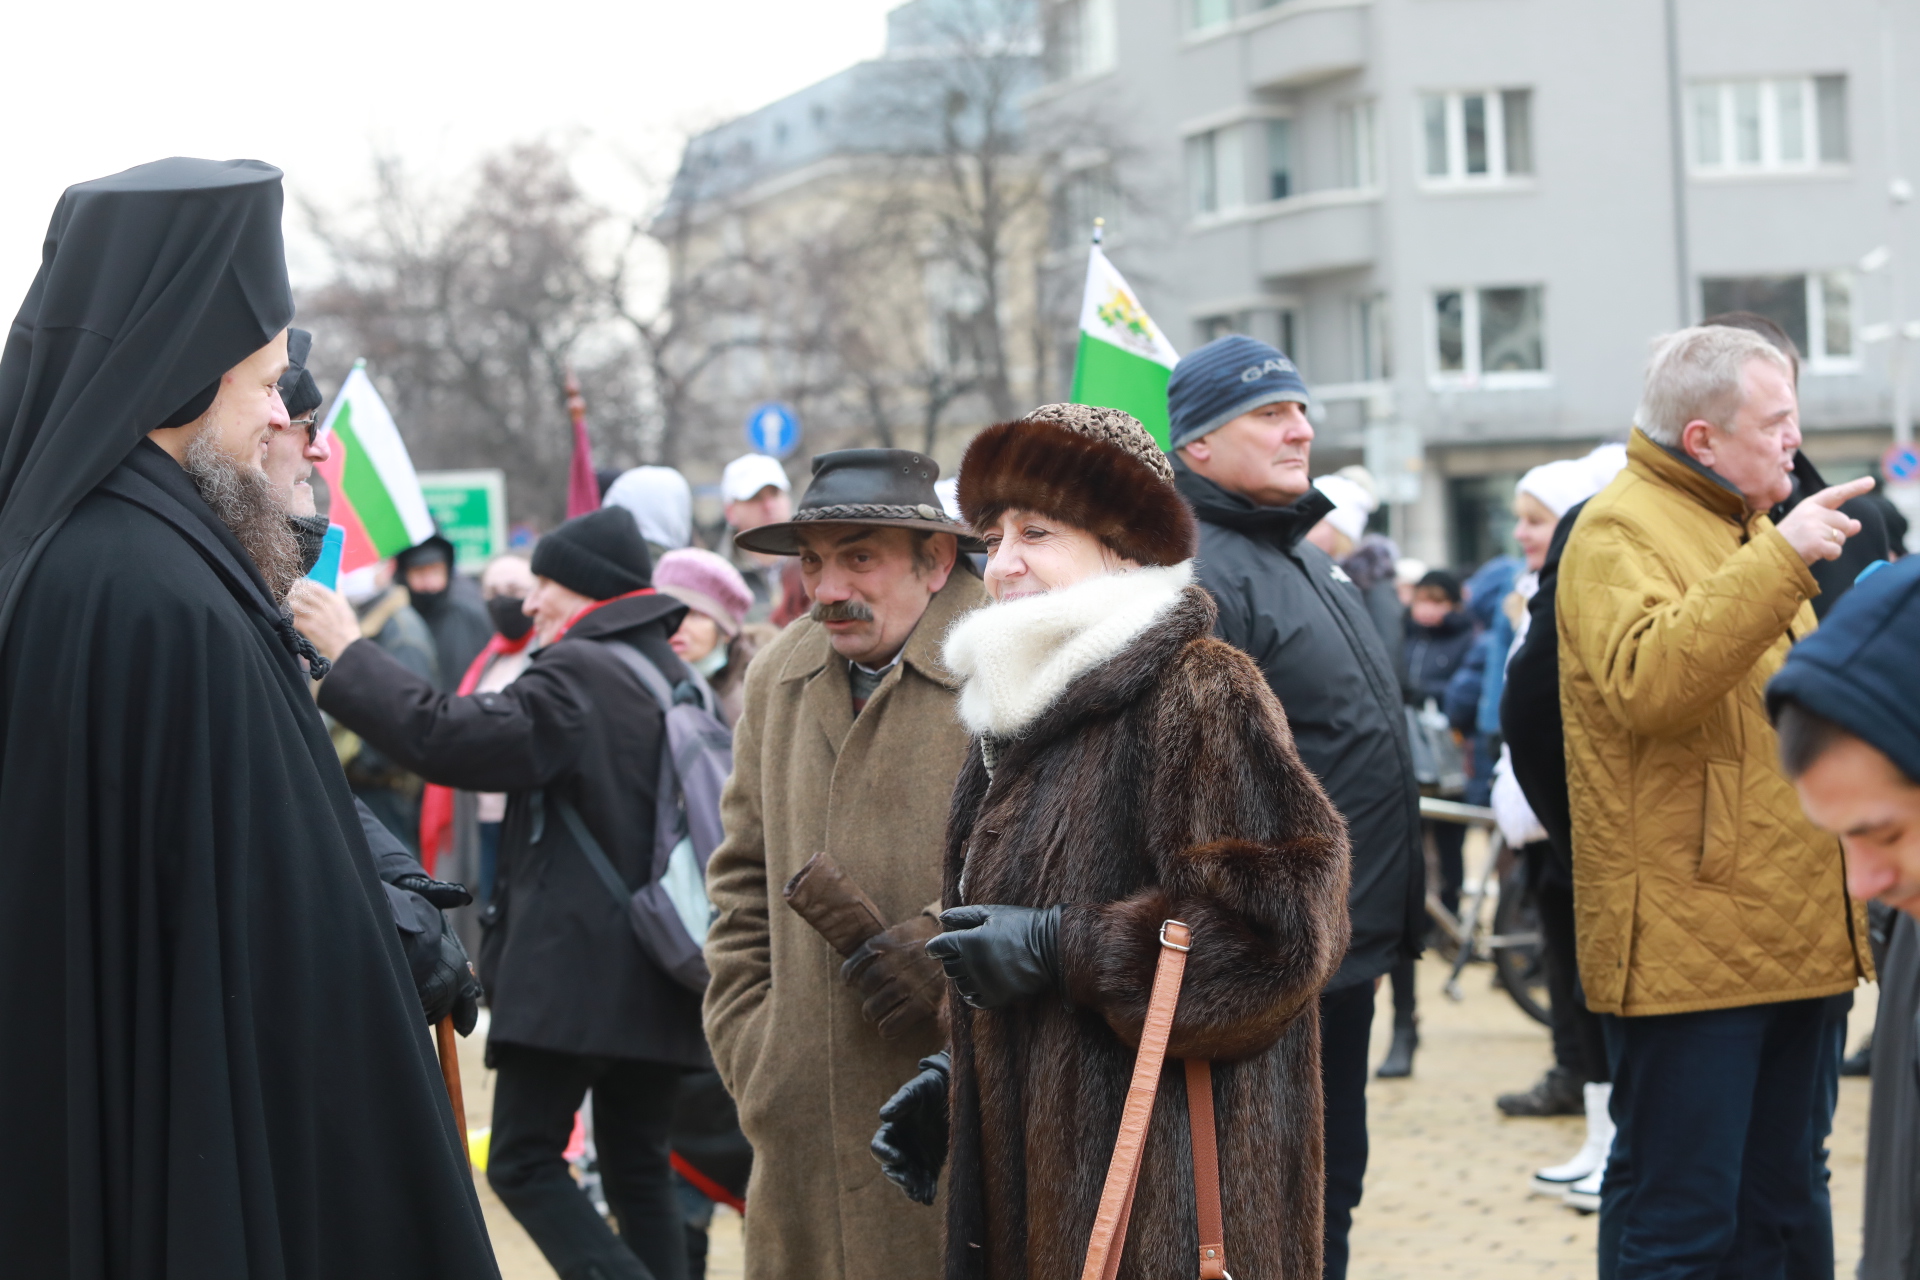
[0,159,497,1278]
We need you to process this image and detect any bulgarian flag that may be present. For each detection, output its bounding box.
[1069,243,1180,447]
[312,361,435,595]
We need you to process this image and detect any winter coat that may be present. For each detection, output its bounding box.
[1340,535,1404,678]
[319,591,712,1065]
[1557,430,1871,1017]
[1174,459,1424,990]
[1501,500,1590,888]
[703,570,987,1280]
[409,573,495,693]
[941,575,1350,1280]
[1402,608,1475,708]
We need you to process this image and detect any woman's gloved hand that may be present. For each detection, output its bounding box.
[872,1051,950,1205]
[391,873,474,910]
[925,904,1062,1010]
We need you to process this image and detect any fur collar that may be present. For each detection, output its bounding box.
[943,562,1194,738]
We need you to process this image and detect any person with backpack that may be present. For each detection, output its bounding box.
[295,504,709,1280]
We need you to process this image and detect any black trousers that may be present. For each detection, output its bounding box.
[1530,849,1609,1083]
[1321,980,1376,1280]
[488,1043,689,1280]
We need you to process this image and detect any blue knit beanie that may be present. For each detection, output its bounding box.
[1767,555,1920,784]
[1165,334,1310,452]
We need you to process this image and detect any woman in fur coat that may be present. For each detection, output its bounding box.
[874,403,1352,1280]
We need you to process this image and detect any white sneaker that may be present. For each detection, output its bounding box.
[1530,1082,1614,1197]
[1562,1162,1603,1214]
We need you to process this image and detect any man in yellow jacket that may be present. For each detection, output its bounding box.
[1559,324,1875,1277]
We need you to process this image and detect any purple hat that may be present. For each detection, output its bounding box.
[653,548,753,637]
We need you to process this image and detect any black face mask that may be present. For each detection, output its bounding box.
[288,513,330,577]
[488,595,534,641]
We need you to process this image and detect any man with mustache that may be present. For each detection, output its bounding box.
[702,449,986,1280]
[0,159,495,1276]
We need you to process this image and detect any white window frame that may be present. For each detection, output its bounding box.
[1689,77,1846,175]
[1427,285,1550,389]
[1184,110,1291,219]
[1336,99,1380,190]
[1807,270,1858,372]
[1417,88,1534,188]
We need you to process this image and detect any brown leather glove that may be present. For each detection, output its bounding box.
[782,851,888,957]
[841,913,946,1040]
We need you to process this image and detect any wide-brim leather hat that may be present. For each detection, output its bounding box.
[734,448,984,556]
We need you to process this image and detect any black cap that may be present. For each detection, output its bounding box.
[396,532,455,572]
[734,448,981,556]
[531,506,652,600]
[279,327,323,419]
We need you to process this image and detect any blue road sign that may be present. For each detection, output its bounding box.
[1886,443,1920,484]
[746,402,801,458]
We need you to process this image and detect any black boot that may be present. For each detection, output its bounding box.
[1841,1033,1873,1077]
[1376,1020,1418,1078]
[1496,1065,1584,1116]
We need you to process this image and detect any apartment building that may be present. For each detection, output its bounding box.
[1032,0,1918,565]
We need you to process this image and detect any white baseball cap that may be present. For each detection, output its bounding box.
[722,454,792,504]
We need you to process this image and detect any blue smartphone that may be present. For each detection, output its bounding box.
[307,524,345,589]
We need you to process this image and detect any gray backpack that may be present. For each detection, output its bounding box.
[554,641,733,992]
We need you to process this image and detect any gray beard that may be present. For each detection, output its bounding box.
[184,428,303,604]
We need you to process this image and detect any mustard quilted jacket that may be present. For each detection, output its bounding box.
[1557,431,1870,1017]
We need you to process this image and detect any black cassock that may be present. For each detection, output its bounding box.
[0,440,498,1277]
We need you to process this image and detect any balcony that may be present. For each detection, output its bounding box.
[1244,188,1380,278]
[1243,0,1369,90]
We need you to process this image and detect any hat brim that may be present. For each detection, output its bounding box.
[734,512,985,556]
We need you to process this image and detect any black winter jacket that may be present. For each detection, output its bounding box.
[320,591,710,1066]
[1499,501,1585,888]
[1401,609,1476,708]
[1175,460,1426,989]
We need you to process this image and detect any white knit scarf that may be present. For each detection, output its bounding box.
[943,561,1194,739]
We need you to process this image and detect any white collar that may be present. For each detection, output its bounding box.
[943,561,1193,739]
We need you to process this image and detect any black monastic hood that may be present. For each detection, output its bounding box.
[0,157,293,632]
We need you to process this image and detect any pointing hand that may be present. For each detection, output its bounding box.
[1776,476,1875,565]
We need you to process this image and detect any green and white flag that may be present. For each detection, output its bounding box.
[1069,245,1180,447]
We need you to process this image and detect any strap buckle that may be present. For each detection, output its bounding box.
[1159,919,1192,952]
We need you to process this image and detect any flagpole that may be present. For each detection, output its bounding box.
[1092,217,1104,248]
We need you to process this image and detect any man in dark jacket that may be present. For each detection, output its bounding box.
[1167,334,1425,1280]
[400,531,496,689]
[297,505,701,1280]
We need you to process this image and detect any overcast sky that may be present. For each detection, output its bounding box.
[1,0,902,311]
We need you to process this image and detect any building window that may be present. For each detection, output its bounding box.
[1187,125,1247,216]
[1358,295,1392,380]
[1266,119,1294,200]
[1052,164,1118,250]
[1337,100,1379,188]
[1430,286,1546,384]
[1190,0,1233,31]
[1198,307,1298,361]
[1046,0,1117,81]
[1690,76,1848,173]
[1419,89,1535,185]
[1700,273,1857,368]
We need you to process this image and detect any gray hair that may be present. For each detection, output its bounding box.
[1636,325,1794,446]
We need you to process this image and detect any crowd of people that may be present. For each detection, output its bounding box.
[5,156,1920,1280]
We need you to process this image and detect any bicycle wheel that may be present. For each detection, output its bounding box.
[1491,857,1551,1026]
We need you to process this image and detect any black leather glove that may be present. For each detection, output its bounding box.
[418,913,483,1035]
[392,873,474,910]
[872,1051,950,1205]
[925,904,1063,1010]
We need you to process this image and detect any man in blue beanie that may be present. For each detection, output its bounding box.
[1169,334,1424,1280]
[1770,555,1920,915]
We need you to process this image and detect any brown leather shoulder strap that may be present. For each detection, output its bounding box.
[1077,920,1229,1280]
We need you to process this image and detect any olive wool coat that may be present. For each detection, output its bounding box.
[704,570,987,1280]
[942,578,1351,1280]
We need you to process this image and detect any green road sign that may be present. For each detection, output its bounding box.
[417,469,507,572]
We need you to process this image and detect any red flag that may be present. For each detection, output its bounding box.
[565,367,599,518]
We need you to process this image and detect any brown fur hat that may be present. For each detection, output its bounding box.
[956,403,1198,567]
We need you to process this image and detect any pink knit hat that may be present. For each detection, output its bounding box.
[653,548,753,637]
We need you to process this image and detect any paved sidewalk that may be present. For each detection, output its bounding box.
[1350,954,1873,1279]
[473,955,1874,1279]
